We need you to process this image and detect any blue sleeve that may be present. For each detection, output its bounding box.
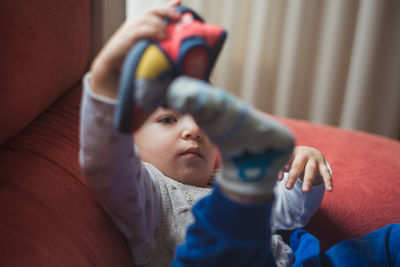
[290,224,400,266]
[172,184,277,267]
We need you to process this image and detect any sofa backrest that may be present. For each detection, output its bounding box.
[0,0,90,145]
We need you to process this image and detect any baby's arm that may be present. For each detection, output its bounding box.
[80,75,161,264]
[80,3,181,264]
[271,173,325,232]
[271,146,332,231]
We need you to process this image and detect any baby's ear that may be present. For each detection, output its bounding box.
[214,148,221,169]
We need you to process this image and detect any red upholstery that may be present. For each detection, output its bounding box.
[0,0,90,145]
[280,118,400,250]
[0,87,132,266]
[0,0,133,266]
[0,0,399,265]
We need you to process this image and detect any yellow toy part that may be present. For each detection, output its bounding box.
[135,44,172,80]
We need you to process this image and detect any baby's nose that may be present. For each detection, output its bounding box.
[181,116,202,141]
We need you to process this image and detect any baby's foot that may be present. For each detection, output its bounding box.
[166,77,295,196]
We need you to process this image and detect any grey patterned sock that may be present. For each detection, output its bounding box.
[166,76,295,196]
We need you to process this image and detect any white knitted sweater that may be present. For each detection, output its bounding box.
[142,163,295,267]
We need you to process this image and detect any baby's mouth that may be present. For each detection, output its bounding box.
[181,147,203,158]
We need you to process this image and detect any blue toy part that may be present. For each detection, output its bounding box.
[113,40,153,133]
[232,150,288,182]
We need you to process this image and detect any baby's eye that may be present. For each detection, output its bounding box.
[158,116,178,124]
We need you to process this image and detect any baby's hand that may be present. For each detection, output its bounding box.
[89,0,181,99]
[278,146,332,192]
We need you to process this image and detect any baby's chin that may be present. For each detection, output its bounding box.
[167,169,212,187]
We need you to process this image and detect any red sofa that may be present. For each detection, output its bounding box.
[1,1,399,266]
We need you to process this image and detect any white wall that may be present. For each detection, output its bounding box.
[90,0,126,62]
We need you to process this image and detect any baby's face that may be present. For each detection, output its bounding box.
[134,107,217,187]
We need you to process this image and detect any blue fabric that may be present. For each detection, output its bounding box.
[172,184,400,267]
[291,224,400,267]
[172,184,276,267]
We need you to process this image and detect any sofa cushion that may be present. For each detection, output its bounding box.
[0,0,90,145]
[0,85,133,267]
[281,118,400,250]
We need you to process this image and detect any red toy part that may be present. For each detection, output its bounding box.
[159,12,226,79]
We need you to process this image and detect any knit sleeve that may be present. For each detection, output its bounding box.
[270,173,325,232]
[79,73,160,264]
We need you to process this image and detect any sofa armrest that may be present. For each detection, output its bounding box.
[0,0,90,145]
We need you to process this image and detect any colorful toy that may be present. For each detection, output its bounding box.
[114,6,227,133]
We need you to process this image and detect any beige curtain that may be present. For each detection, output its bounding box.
[126,0,400,139]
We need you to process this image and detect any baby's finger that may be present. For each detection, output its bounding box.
[148,5,181,21]
[302,160,318,192]
[319,163,333,191]
[278,170,284,181]
[167,0,181,7]
[283,163,291,173]
[286,157,306,189]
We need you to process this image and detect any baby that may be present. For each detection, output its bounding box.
[79,1,332,266]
